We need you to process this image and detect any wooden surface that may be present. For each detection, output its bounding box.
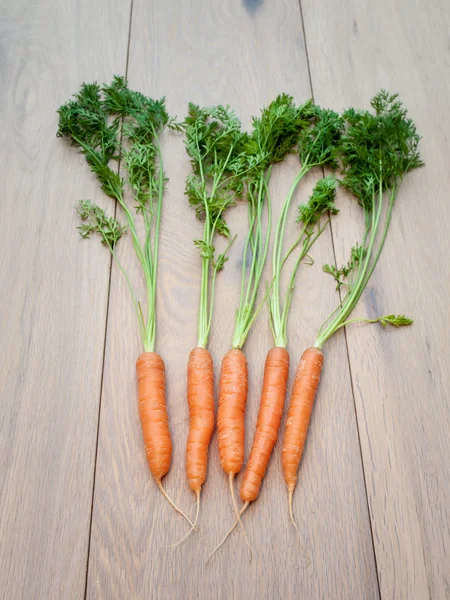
[0,0,132,598]
[302,1,450,598]
[0,0,448,598]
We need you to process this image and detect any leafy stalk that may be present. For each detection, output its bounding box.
[231,94,312,349]
[315,90,423,349]
[269,103,344,348]
[231,170,271,349]
[183,104,248,348]
[57,76,174,352]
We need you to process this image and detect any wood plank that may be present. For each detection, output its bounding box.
[86,1,379,598]
[301,0,450,597]
[0,1,131,598]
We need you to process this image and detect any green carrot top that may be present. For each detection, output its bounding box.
[315,90,423,348]
[57,76,177,352]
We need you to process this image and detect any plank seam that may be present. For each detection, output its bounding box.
[296,0,382,595]
[82,1,135,598]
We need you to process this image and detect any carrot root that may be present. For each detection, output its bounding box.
[288,486,298,532]
[206,501,250,565]
[186,347,215,492]
[282,347,324,496]
[166,489,201,548]
[137,353,194,526]
[240,347,290,503]
[218,349,248,474]
[229,473,252,562]
[156,481,196,529]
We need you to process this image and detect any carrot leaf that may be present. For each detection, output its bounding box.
[378,314,413,328]
[315,91,423,349]
[269,105,344,348]
[232,95,315,349]
[182,103,249,348]
[77,200,126,248]
[58,76,174,352]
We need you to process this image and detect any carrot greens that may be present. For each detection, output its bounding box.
[57,76,176,352]
[183,104,248,348]
[231,94,312,349]
[280,91,423,517]
[314,91,423,349]
[269,104,344,348]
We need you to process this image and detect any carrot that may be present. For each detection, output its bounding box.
[217,348,248,477]
[209,106,342,560]
[168,345,213,542]
[237,111,341,510]
[180,104,247,543]
[240,346,290,504]
[137,352,194,526]
[186,347,215,491]
[59,79,194,532]
[208,346,290,562]
[282,91,421,525]
[282,347,323,523]
[137,352,172,481]
[217,348,251,552]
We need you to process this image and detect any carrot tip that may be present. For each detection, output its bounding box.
[206,501,250,565]
[156,481,197,530]
[288,488,298,530]
[166,490,201,549]
[229,474,253,563]
[287,489,311,568]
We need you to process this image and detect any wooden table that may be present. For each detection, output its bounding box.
[1,0,449,598]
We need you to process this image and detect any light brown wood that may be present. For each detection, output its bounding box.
[86,1,379,598]
[0,0,131,598]
[7,0,448,597]
[301,0,450,597]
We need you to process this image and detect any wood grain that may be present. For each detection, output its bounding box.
[301,0,450,597]
[86,1,379,598]
[0,0,131,598]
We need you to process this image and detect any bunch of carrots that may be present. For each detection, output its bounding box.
[58,80,422,553]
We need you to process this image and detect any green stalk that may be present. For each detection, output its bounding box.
[207,234,236,340]
[270,163,310,348]
[232,170,272,350]
[314,179,386,349]
[197,217,210,348]
[144,136,165,352]
[196,144,235,348]
[97,223,146,341]
[316,204,372,339]
[241,181,263,313]
[280,219,329,345]
[60,79,176,357]
[236,198,257,322]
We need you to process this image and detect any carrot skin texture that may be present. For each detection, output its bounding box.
[217,348,248,475]
[186,347,215,492]
[240,347,290,502]
[282,347,324,492]
[136,352,172,482]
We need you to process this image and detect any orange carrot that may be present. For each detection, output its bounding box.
[281,346,324,523]
[137,352,193,526]
[137,352,172,480]
[217,348,248,477]
[240,346,290,504]
[208,346,289,561]
[217,348,249,548]
[165,347,215,548]
[186,346,215,490]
